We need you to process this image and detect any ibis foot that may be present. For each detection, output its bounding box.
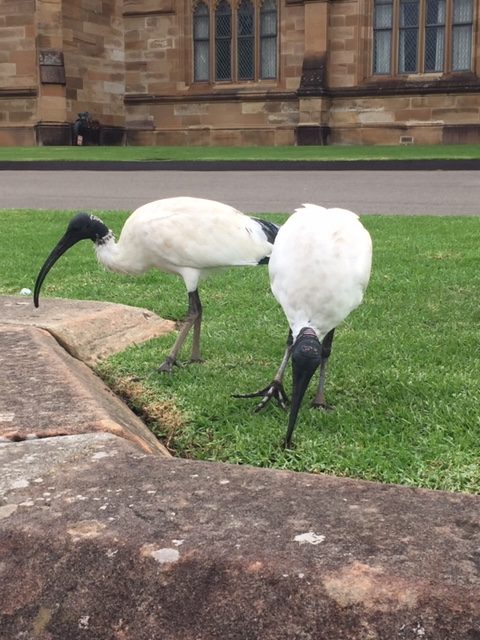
[282,437,295,450]
[156,357,179,374]
[233,380,289,413]
[311,400,335,411]
[189,357,205,365]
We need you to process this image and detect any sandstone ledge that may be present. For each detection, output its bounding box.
[0,433,479,640]
[0,296,175,366]
[0,324,168,456]
[0,295,173,455]
[1,295,479,638]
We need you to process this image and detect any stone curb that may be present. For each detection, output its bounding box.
[1,296,175,367]
[1,159,480,171]
[0,324,169,456]
[0,296,173,456]
[1,433,479,639]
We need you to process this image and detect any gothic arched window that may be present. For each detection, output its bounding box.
[192,0,278,83]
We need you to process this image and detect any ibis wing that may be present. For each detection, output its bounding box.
[123,206,274,270]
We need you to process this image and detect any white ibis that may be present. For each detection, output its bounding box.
[34,196,279,373]
[236,204,372,447]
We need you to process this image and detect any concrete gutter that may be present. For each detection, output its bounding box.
[0,159,480,171]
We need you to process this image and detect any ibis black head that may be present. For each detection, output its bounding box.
[34,213,109,308]
[284,327,322,448]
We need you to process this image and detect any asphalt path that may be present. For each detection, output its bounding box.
[1,166,479,215]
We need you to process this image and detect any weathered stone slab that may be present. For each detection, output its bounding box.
[1,432,479,639]
[0,296,175,366]
[0,324,169,456]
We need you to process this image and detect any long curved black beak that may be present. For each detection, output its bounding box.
[284,331,322,448]
[34,233,81,307]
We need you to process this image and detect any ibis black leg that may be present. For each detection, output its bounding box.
[157,289,203,373]
[189,290,203,363]
[234,330,292,412]
[311,328,335,409]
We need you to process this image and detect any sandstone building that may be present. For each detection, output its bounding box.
[1,0,479,146]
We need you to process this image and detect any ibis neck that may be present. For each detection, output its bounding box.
[94,232,123,273]
[295,327,317,340]
[94,231,148,275]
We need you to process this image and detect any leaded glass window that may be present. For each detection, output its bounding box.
[238,0,254,80]
[260,0,277,79]
[399,0,419,73]
[372,0,473,75]
[424,0,445,71]
[192,0,278,84]
[194,2,210,81]
[373,0,393,73]
[215,0,232,81]
[452,0,473,70]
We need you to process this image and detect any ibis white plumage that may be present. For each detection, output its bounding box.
[34,196,279,372]
[237,204,372,447]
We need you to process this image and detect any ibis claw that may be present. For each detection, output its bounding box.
[233,380,289,412]
[311,399,335,411]
[156,357,180,374]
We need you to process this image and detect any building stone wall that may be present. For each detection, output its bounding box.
[0,0,479,146]
[0,0,36,90]
[329,93,480,145]
[124,0,305,145]
[63,0,125,127]
[328,0,359,88]
[0,0,37,145]
[0,0,125,145]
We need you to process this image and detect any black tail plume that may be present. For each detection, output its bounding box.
[253,218,281,245]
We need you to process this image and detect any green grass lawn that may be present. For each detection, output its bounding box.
[1,143,480,162]
[1,209,479,493]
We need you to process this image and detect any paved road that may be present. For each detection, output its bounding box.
[1,168,479,215]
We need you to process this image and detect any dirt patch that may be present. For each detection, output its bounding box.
[102,373,186,450]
